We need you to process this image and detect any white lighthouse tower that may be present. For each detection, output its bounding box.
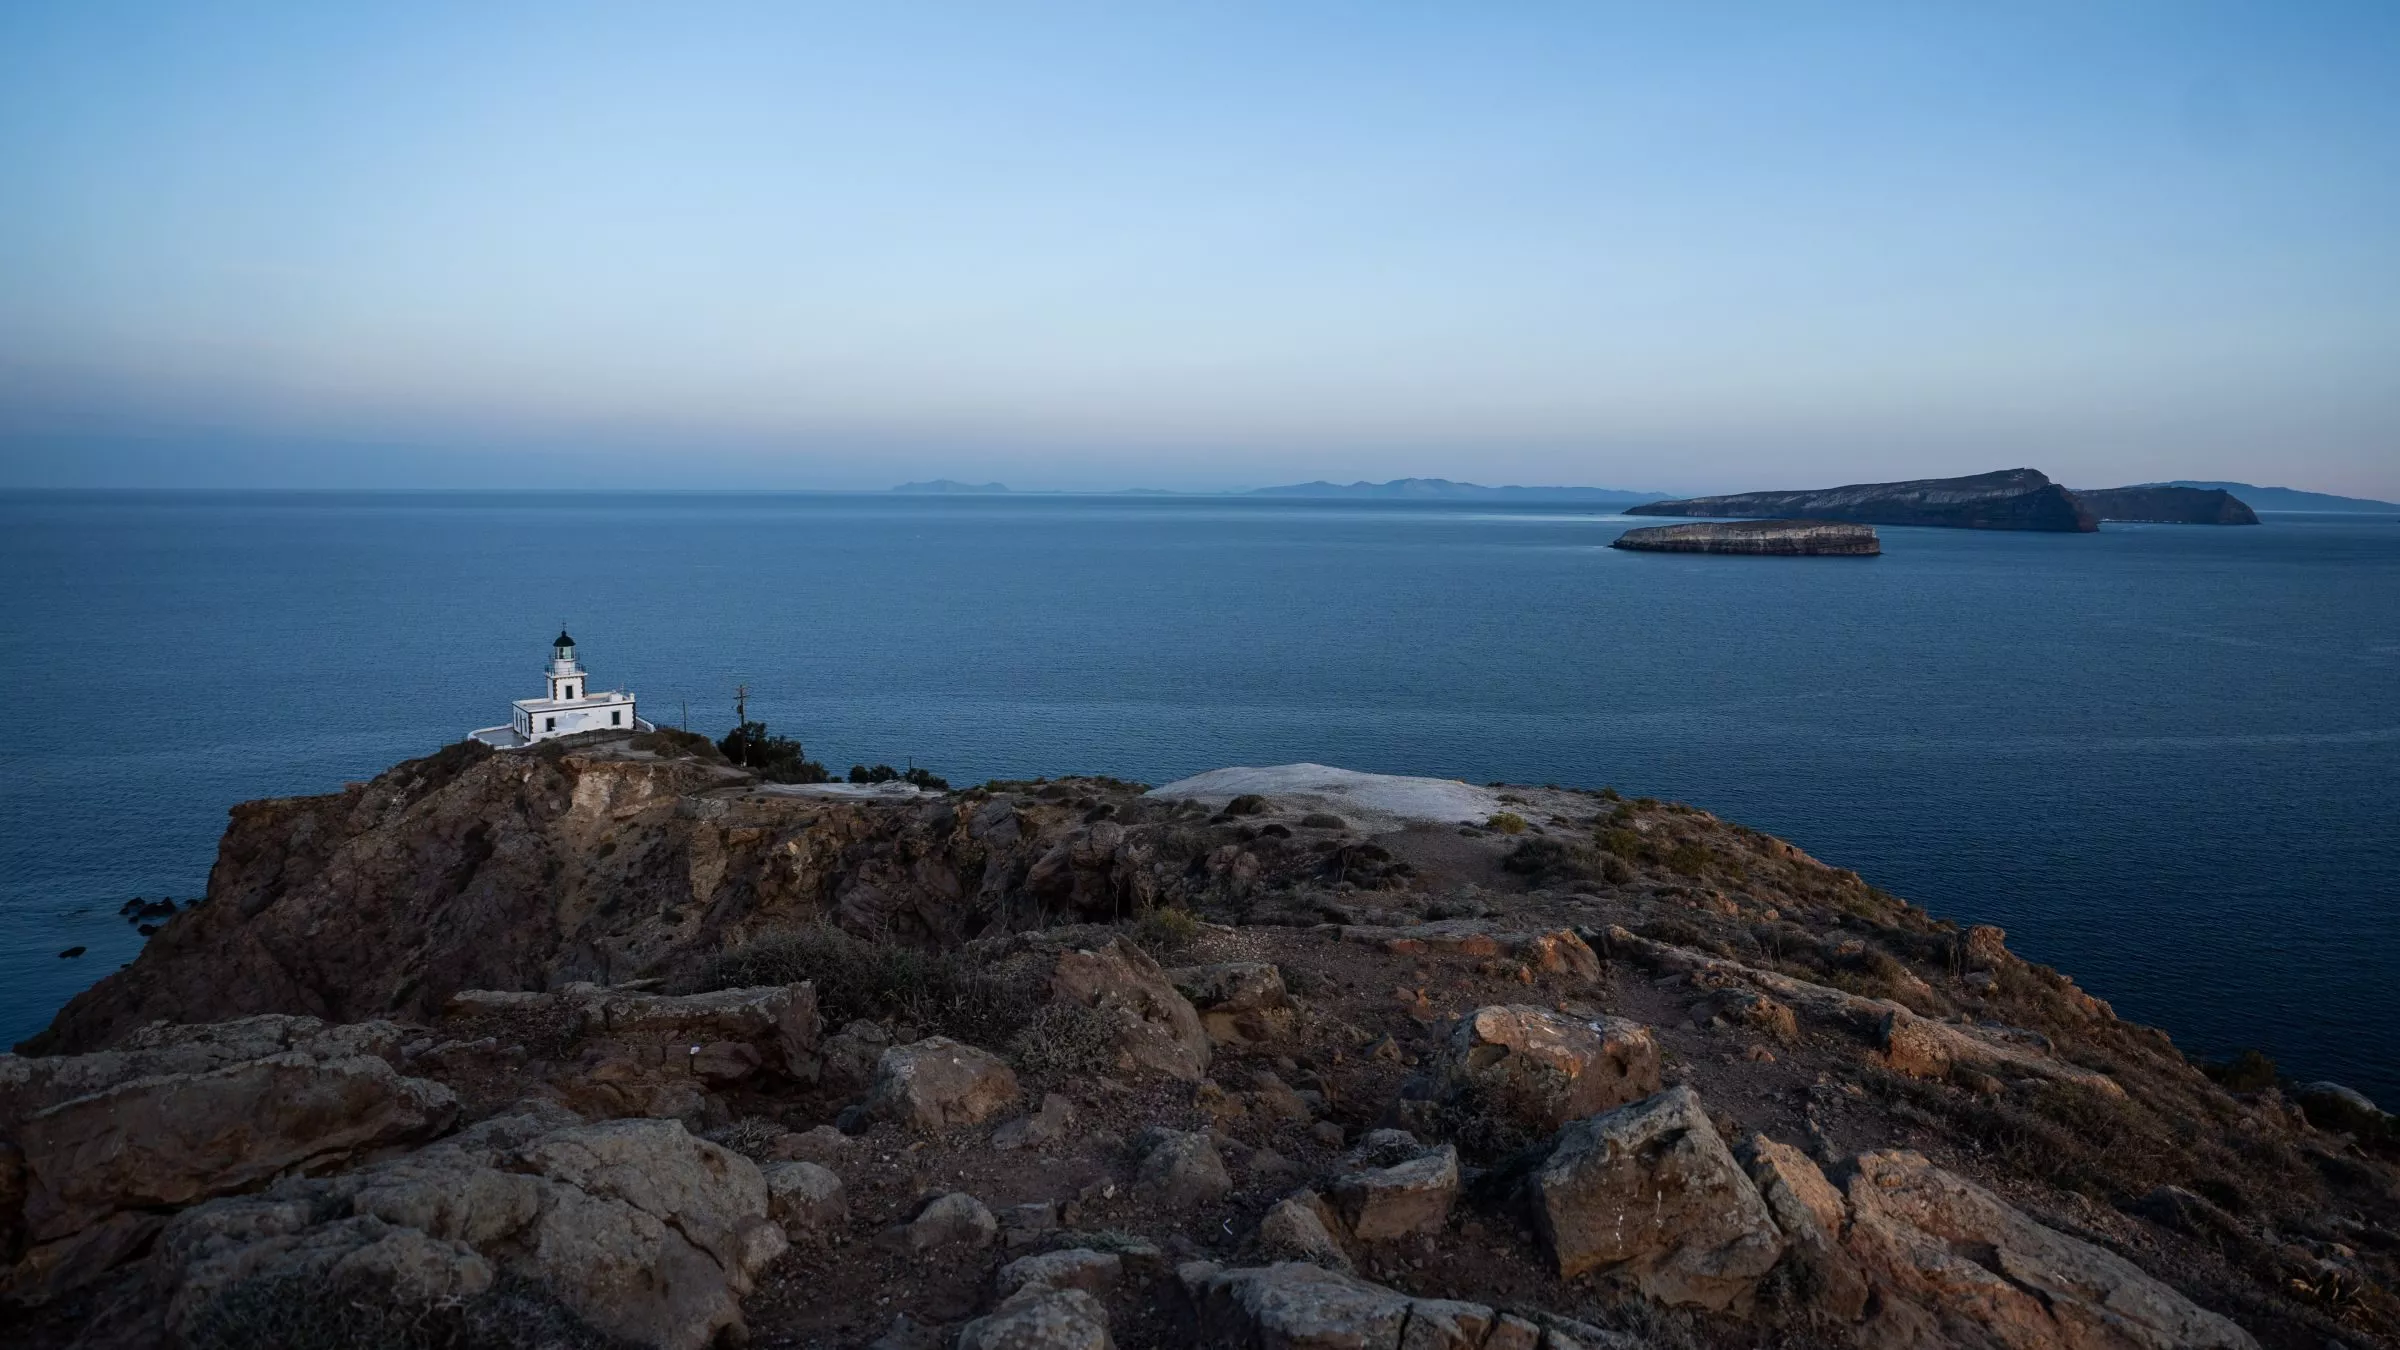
[470,631,647,748]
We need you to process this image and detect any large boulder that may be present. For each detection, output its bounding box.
[1428,1006,1660,1133]
[760,1160,847,1238]
[909,1192,998,1251]
[1168,962,1298,1047]
[997,1247,1124,1299]
[959,1284,1115,1350]
[1528,1086,1784,1310]
[1841,1150,2256,1350]
[153,1108,786,1350]
[0,1015,410,1123]
[1134,1128,1232,1209]
[1049,939,1211,1081]
[1181,1262,1569,1350]
[869,1037,1021,1131]
[1742,1136,1867,1321]
[1253,1194,1354,1274]
[571,982,822,1081]
[9,1051,457,1263]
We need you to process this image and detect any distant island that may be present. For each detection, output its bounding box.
[2160,481,2400,513]
[1612,519,1880,556]
[1629,468,2098,532]
[2074,485,2258,525]
[891,479,1011,494]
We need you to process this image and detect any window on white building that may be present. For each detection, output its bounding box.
[611,710,622,725]
[546,717,556,732]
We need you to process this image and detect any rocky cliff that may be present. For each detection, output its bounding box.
[1628,468,2101,532]
[7,739,2396,1349]
[1611,520,1880,556]
[2075,485,2261,525]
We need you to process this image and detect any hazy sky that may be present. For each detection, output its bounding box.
[3,3,2396,494]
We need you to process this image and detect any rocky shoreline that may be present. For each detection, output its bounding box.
[5,734,2395,1349]
[1611,520,1880,556]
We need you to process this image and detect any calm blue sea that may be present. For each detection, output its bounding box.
[3,491,2395,1103]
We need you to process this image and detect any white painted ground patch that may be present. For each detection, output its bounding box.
[1146,763,1509,832]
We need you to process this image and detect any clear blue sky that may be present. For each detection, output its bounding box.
[2,3,2395,494]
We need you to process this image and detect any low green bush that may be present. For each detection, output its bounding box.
[1487,811,1528,834]
[717,721,830,783]
[1133,906,1203,954]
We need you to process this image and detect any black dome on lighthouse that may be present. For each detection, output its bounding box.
[554,630,575,648]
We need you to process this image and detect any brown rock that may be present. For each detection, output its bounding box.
[1168,962,1298,1047]
[869,1037,1021,1131]
[152,1109,784,1350]
[1529,1086,1785,1310]
[1254,1193,1354,1273]
[1430,1005,1661,1132]
[15,1052,457,1246]
[1842,1150,2256,1350]
[996,1247,1124,1298]
[993,1093,1077,1151]
[1959,925,2013,972]
[1519,929,1603,983]
[959,1284,1114,1350]
[1329,1145,1459,1242]
[581,982,822,1080]
[767,1124,851,1164]
[909,1192,998,1251]
[1049,938,1211,1081]
[1742,1136,1867,1321]
[1134,1128,1231,1208]
[760,1160,846,1236]
[1180,1261,1529,1350]
[1714,990,1798,1043]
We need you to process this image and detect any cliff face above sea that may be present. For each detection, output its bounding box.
[2076,485,2261,525]
[6,736,2396,1350]
[1629,468,2100,532]
[1612,519,1879,556]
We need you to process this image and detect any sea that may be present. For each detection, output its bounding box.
[2,490,2395,1104]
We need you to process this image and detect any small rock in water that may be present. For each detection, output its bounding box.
[57,946,86,958]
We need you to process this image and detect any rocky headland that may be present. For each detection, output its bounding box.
[2074,486,2262,525]
[6,732,2396,1349]
[1628,469,2100,532]
[1611,520,1880,556]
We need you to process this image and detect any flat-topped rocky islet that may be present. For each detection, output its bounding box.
[1611,519,1880,556]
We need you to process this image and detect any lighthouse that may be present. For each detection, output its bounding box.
[470,631,647,748]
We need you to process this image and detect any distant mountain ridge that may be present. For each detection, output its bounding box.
[1629,468,2097,532]
[1245,477,1669,502]
[891,479,1010,494]
[2159,481,2399,513]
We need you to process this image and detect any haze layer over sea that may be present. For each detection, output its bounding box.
[3,490,2394,1102]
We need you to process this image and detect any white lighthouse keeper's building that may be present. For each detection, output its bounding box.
[470,632,648,748]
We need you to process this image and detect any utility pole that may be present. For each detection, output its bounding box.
[732,684,749,765]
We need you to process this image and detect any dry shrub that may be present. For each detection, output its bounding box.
[1503,836,1609,887]
[1487,812,1528,835]
[693,924,1039,1050]
[1007,1002,1119,1078]
[183,1272,629,1350]
[1132,905,1202,955]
